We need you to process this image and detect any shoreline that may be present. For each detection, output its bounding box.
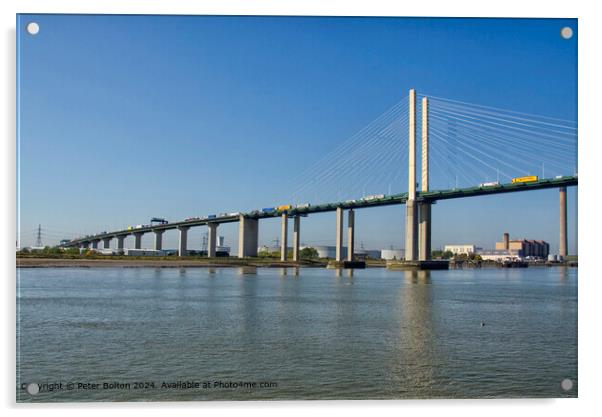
[15,257,336,269]
[15,257,575,269]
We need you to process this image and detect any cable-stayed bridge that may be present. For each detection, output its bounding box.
[61,90,578,262]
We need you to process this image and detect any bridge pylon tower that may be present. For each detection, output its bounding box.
[405,89,418,261]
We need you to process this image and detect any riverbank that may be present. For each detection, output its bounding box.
[16,256,336,268]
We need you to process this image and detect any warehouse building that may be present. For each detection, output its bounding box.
[444,244,480,255]
[494,233,549,258]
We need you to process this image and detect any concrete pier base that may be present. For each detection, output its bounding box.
[560,186,568,258]
[328,260,366,269]
[178,227,189,257]
[419,203,431,261]
[405,200,418,261]
[207,223,218,257]
[102,237,112,249]
[154,230,164,251]
[347,209,355,262]
[335,207,344,262]
[387,260,449,270]
[238,216,258,258]
[116,236,125,253]
[292,216,300,262]
[133,233,143,250]
[280,213,288,261]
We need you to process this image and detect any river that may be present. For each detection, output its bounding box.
[16,266,577,401]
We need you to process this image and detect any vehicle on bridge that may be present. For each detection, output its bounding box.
[511,175,538,183]
[362,194,385,201]
[151,217,168,225]
[207,214,216,219]
[277,205,291,212]
[295,203,310,209]
[185,217,200,221]
[479,181,500,187]
[262,207,276,213]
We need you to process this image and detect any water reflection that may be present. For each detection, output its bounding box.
[237,266,257,275]
[389,270,442,397]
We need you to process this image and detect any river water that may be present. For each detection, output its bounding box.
[16,266,577,401]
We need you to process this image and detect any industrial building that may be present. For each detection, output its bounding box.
[443,244,480,255]
[478,250,521,262]
[493,233,550,258]
[380,249,405,260]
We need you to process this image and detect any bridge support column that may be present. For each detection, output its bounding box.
[335,207,344,262]
[347,209,355,261]
[91,239,100,249]
[280,213,288,261]
[418,96,431,261]
[134,232,143,250]
[102,237,112,249]
[419,203,432,260]
[207,223,218,257]
[293,216,300,262]
[560,186,568,258]
[116,236,125,254]
[154,230,164,251]
[238,215,258,258]
[178,226,189,257]
[80,241,90,249]
[405,89,418,261]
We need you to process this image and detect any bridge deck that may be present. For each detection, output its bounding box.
[65,176,577,246]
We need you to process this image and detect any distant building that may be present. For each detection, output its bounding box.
[216,236,230,256]
[381,249,404,260]
[494,232,549,258]
[479,250,521,261]
[303,246,345,259]
[444,244,479,255]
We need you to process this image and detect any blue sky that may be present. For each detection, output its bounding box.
[17,15,578,253]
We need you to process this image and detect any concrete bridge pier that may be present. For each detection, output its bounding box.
[293,216,300,262]
[347,209,355,261]
[560,186,568,258]
[238,215,258,258]
[419,203,431,260]
[418,96,431,261]
[80,241,90,249]
[280,213,288,261]
[207,223,218,257]
[153,230,164,251]
[335,207,344,262]
[116,236,126,252]
[134,232,143,250]
[177,226,189,257]
[91,239,100,249]
[102,237,112,249]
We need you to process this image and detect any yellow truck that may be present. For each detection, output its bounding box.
[276,205,292,211]
[511,175,538,184]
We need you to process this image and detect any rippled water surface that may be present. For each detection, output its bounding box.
[16,266,577,401]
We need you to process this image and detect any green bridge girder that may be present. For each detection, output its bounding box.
[65,175,577,247]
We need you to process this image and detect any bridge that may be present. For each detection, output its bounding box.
[62,90,578,262]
